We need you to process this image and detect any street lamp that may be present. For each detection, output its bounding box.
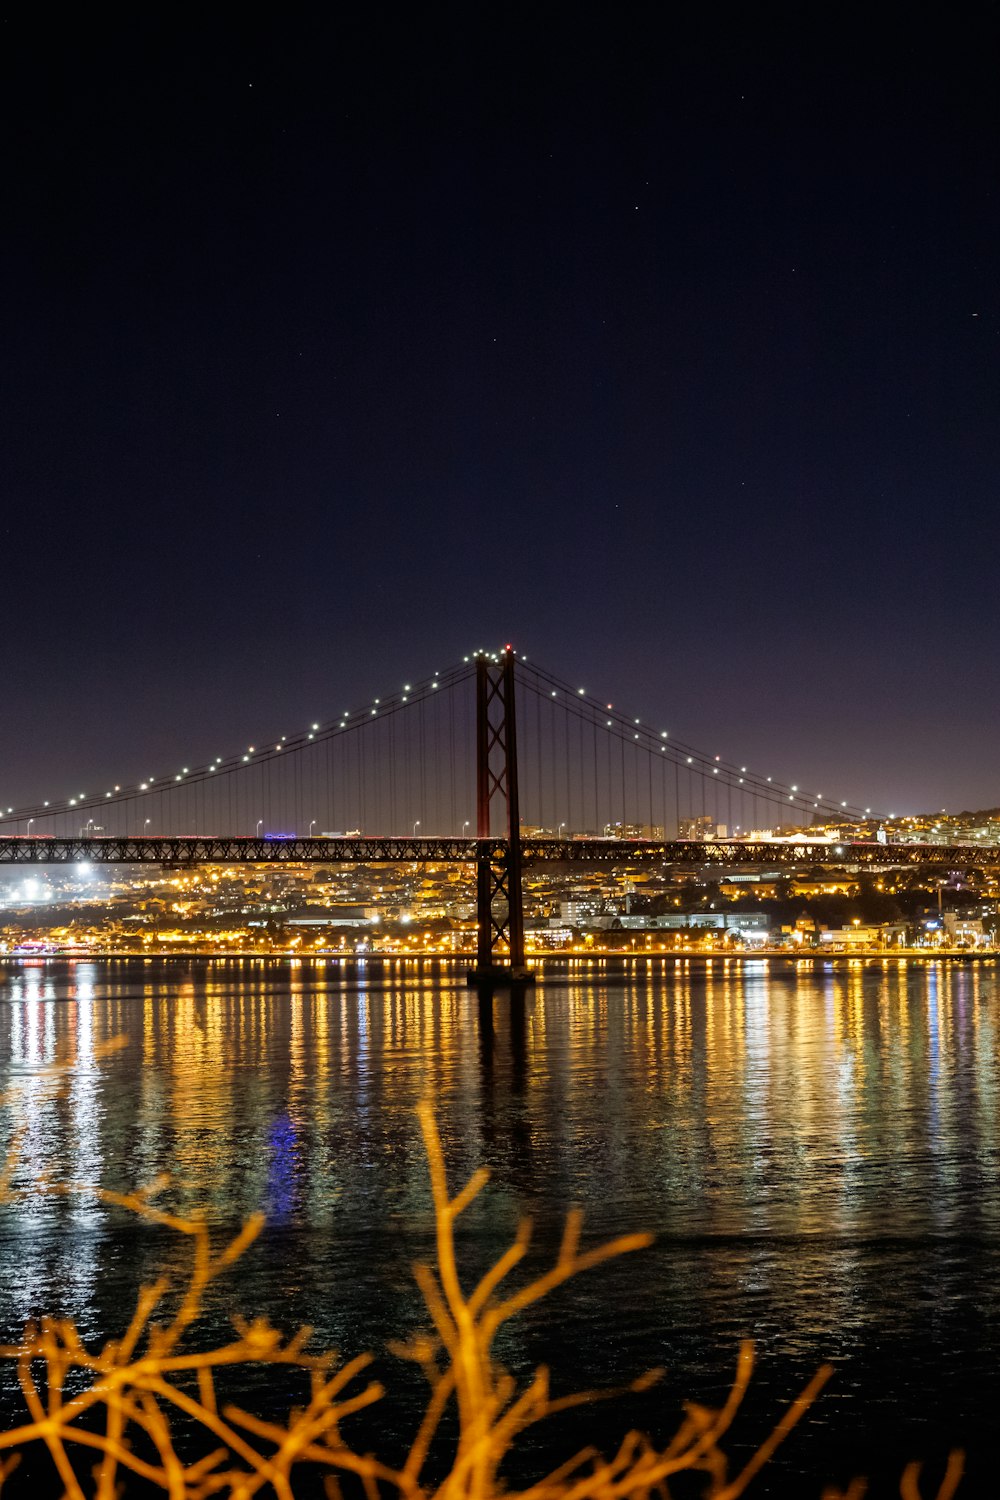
[309,819,317,837]
[256,819,263,838]
[558,822,566,840]
[26,819,33,837]
[413,820,421,837]
[144,819,151,835]
[462,820,470,839]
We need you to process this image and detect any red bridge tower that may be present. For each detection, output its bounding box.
[467,648,534,986]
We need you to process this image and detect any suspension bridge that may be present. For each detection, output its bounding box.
[0,649,994,981]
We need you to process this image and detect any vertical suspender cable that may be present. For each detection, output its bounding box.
[419,698,426,827]
[448,688,456,836]
[592,716,598,834]
[390,711,396,834]
[432,695,440,835]
[564,700,571,834]
[536,690,543,830]
[620,735,626,830]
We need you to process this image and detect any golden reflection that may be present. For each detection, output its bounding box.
[1,957,1000,1287]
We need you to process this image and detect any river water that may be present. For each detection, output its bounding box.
[1,956,998,1495]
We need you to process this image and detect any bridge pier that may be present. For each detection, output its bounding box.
[465,649,535,987]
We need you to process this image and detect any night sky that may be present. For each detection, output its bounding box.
[3,8,998,817]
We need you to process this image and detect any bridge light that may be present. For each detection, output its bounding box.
[661,731,667,738]
[607,719,612,726]
[242,756,249,763]
[404,685,410,692]
[431,681,438,688]
[687,757,693,764]
[114,785,120,792]
[578,687,585,695]
[713,767,719,774]
[841,801,847,807]
[43,802,49,807]
[791,784,798,791]
[70,798,77,806]
[175,775,182,782]
[552,691,557,697]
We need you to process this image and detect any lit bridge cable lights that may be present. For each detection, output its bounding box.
[0,644,915,971]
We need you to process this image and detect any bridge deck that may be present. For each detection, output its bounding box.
[0,836,996,867]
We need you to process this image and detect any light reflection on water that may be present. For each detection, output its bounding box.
[0,957,999,1491]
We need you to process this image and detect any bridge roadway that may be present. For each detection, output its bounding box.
[0,836,997,868]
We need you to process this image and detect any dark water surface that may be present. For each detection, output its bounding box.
[1,956,999,1495]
